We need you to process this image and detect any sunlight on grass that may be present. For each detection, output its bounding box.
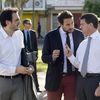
[37,49,47,72]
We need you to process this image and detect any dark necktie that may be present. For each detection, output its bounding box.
[66,33,72,73]
[27,31,31,50]
[81,37,92,77]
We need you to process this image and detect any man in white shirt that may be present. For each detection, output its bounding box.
[0,8,33,100]
[66,13,100,100]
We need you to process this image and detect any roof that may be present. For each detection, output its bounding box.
[47,0,84,7]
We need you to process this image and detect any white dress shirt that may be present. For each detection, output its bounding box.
[23,29,29,41]
[68,30,100,73]
[0,27,24,76]
[59,27,74,73]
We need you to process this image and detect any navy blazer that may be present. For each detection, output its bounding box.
[22,29,38,60]
[22,30,38,52]
[42,27,84,91]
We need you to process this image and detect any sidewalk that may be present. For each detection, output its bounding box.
[37,72,46,91]
[37,72,64,100]
[37,72,47,100]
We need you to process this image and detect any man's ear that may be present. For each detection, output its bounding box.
[89,23,93,27]
[6,20,11,26]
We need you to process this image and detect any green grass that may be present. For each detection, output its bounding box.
[37,49,47,72]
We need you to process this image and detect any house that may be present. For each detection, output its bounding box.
[24,0,85,37]
[0,0,85,37]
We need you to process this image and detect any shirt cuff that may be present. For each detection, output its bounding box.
[68,54,76,61]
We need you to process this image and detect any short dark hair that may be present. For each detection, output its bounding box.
[57,10,73,24]
[23,19,32,25]
[80,13,98,29]
[0,8,18,27]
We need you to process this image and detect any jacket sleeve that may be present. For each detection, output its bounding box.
[42,34,54,64]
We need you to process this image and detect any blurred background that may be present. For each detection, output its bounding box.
[0,0,100,39]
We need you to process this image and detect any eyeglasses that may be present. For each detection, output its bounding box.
[26,23,31,25]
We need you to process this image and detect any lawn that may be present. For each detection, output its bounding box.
[37,49,47,72]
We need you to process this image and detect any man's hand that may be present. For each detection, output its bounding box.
[16,65,34,75]
[65,44,72,57]
[26,65,34,75]
[95,84,100,96]
[52,49,60,61]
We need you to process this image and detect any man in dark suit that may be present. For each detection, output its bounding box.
[42,10,84,100]
[22,19,40,92]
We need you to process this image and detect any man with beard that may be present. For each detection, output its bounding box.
[42,10,84,100]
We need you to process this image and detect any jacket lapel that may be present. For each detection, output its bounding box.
[56,27,64,60]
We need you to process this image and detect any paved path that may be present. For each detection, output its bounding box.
[37,72,47,100]
[37,72,64,100]
[37,72,46,91]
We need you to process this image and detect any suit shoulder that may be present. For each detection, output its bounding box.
[73,28,84,40]
[74,28,82,33]
[30,29,37,36]
[30,29,36,33]
[74,28,84,35]
[45,28,59,37]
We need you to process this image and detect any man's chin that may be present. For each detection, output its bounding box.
[15,28,19,31]
[68,29,74,33]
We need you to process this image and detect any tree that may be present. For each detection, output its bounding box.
[4,0,30,16]
[84,0,100,16]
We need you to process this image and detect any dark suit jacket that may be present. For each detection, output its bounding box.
[22,30,38,100]
[21,29,38,66]
[22,29,38,52]
[42,27,84,91]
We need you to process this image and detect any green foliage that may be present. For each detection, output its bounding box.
[37,49,47,72]
[84,0,100,16]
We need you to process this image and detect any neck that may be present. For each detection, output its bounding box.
[3,27,13,36]
[24,27,30,30]
[87,28,97,36]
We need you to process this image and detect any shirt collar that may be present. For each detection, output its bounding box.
[89,30,100,39]
[59,27,66,35]
[59,26,72,36]
[0,27,9,38]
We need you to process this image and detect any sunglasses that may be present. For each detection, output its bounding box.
[26,23,31,25]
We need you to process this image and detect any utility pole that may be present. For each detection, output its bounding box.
[32,0,34,29]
